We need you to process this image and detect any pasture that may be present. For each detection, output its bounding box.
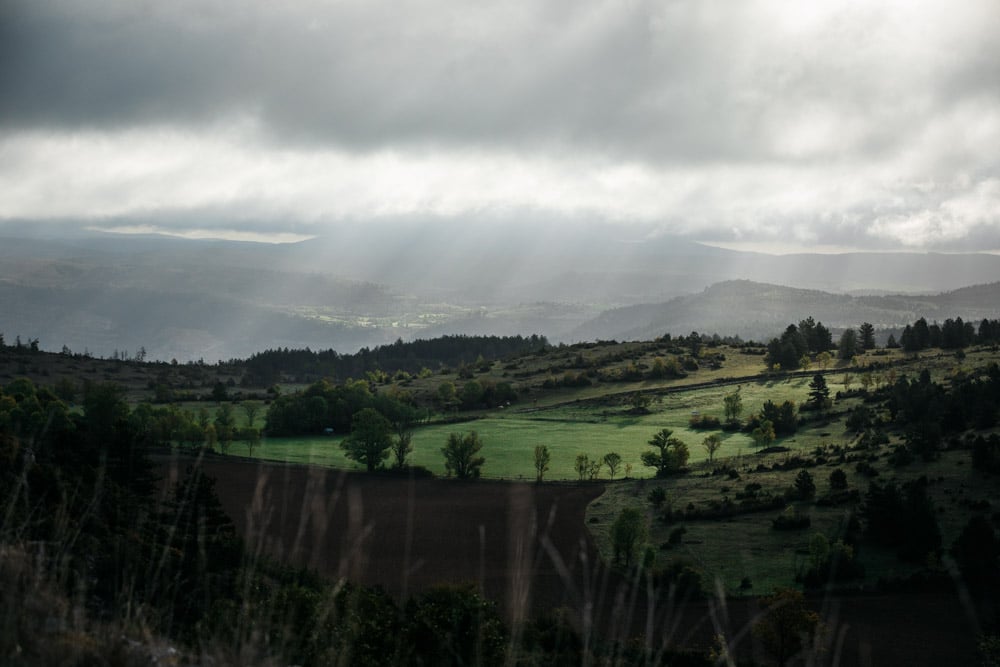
[246,372,853,479]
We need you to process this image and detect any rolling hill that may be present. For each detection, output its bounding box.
[570,279,1000,342]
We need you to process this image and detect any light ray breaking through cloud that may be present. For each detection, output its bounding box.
[1,0,999,250]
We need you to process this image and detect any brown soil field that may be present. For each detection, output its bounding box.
[160,454,992,666]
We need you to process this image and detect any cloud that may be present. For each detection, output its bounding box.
[1,0,999,250]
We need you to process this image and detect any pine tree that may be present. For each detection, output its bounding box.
[807,374,830,411]
[858,322,876,350]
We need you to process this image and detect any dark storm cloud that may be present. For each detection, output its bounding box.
[1,0,999,251]
[0,1,676,156]
[5,0,994,163]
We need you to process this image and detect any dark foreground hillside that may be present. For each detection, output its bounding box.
[173,455,988,666]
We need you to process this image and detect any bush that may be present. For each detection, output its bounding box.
[815,489,860,507]
[688,414,721,430]
[855,460,879,477]
[772,511,811,531]
[650,560,706,598]
[863,477,941,562]
[793,470,816,500]
[846,406,875,432]
[800,538,865,588]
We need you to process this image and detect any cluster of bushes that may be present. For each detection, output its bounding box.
[660,494,786,525]
[265,379,422,435]
[799,534,866,588]
[598,356,697,383]
[542,371,592,388]
[772,511,811,531]
[688,414,721,430]
[863,477,941,562]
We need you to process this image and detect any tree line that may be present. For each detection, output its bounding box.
[898,316,1000,352]
[242,334,548,386]
[764,314,1000,371]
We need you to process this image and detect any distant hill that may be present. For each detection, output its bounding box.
[570,280,1000,343]
[2,224,1000,360]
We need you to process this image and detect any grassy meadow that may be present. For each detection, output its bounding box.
[222,342,1000,598]
[244,367,861,480]
[214,345,986,482]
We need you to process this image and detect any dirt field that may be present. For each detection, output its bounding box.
[159,455,990,665]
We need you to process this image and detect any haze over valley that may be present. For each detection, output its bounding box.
[1,224,999,361]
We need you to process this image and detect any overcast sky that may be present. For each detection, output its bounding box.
[1,0,999,251]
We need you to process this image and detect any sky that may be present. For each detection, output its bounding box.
[1,0,999,252]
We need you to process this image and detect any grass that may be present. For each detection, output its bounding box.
[179,346,983,475]
[245,373,845,480]
[586,431,1000,597]
[245,357,868,479]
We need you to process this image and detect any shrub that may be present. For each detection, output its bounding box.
[772,511,811,531]
[800,537,866,588]
[855,460,879,477]
[651,560,706,598]
[647,487,667,507]
[664,526,687,548]
[688,414,721,430]
[793,470,816,500]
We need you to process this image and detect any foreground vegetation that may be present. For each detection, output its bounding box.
[2,318,1000,664]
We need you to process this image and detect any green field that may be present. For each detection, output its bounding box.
[227,344,1000,598]
[246,373,852,479]
[190,347,988,484]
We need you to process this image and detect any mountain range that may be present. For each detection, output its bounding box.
[1,223,999,360]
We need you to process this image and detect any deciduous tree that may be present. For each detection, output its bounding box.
[244,427,260,457]
[241,401,259,430]
[342,408,393,472]
[391,432,413,469]
[723,391,743,425]
[702,434,722,463]
[641,428,689,477]
[442,431,485,479]
[214,403,236,453]
[603,451,622,479]
[611,507,647,567]
[752,588,821,666]
[534,445,551,482]
[751,419,776,449]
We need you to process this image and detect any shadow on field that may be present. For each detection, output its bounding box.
[159,455,989,666]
